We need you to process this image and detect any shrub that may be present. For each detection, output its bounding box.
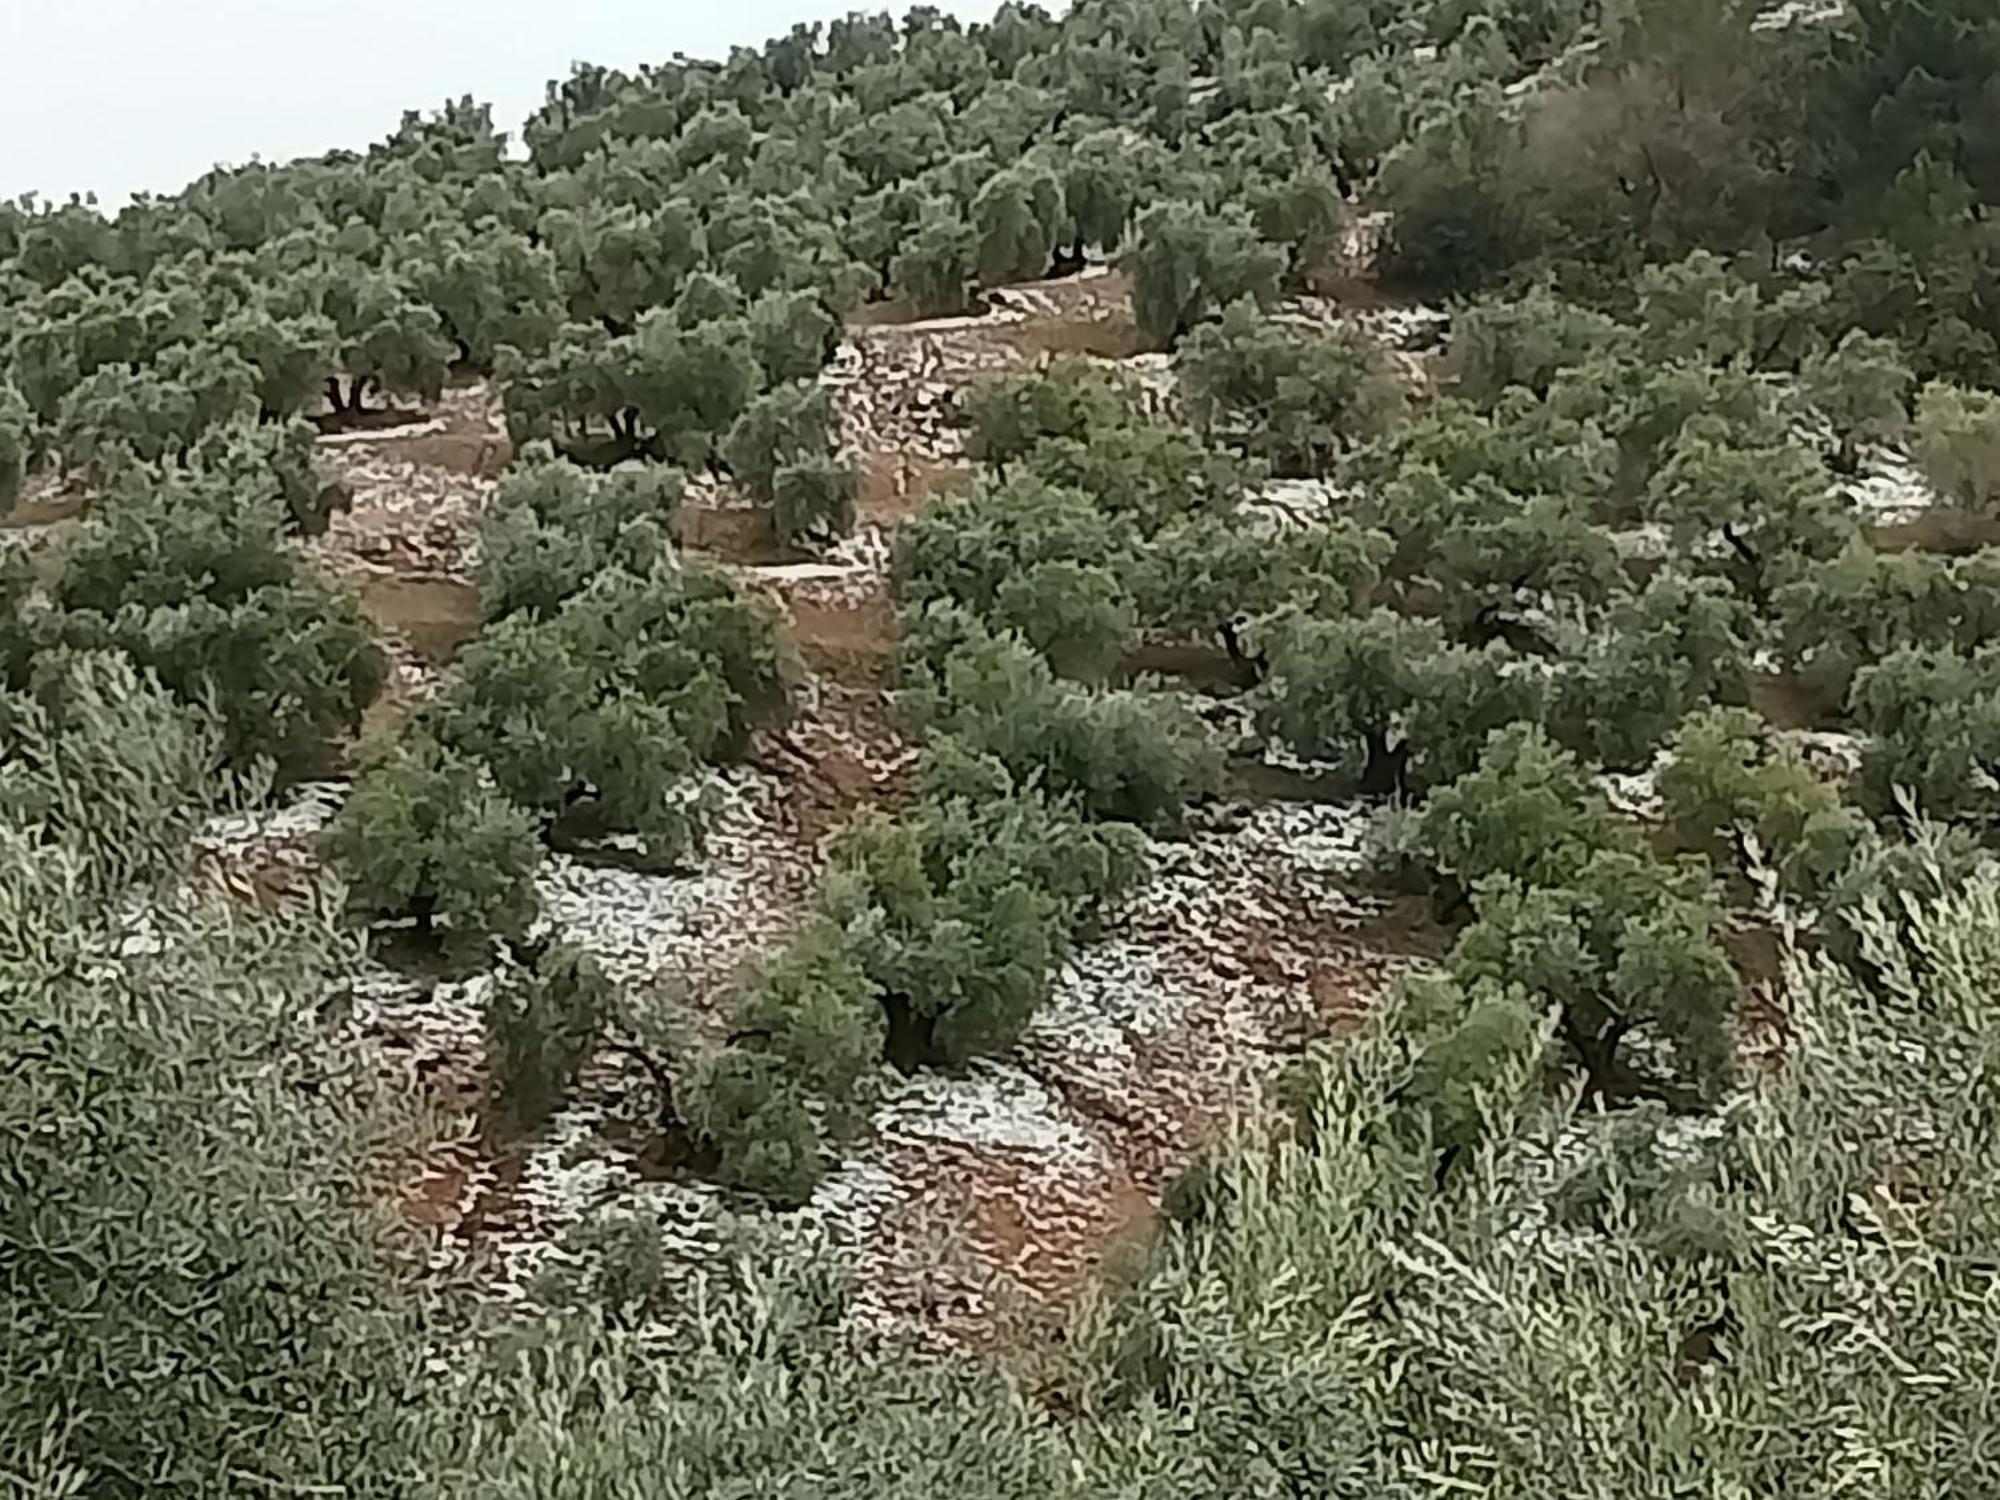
[1848,643,2000,825]
[1260,609,1543,795]
[1179,300,1404,475]
[322,735,543,945]
[683,1048,826,1205]
[439,563,783,861]
[900,608,1219,828]
[733,925,884,1136]
[54,481,383,782]
[1913,379,2000,510]
[476,456,682,622]
[962,357,1145,468]
[771,453,859,546]
[484,941,616,1135]
[0,649,219,892]
[1126,200,1285,346]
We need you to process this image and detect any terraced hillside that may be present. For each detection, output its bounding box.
[13,2,2000,1493]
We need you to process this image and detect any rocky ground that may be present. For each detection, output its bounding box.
[25,253,1928,1349]
[146,269,1445,1346]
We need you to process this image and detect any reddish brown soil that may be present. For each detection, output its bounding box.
[785,594,898,686]
[678,503,783,562]
[858,452,974,524]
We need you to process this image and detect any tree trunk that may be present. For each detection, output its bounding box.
[880,992,936,1076]
[1561,1008,1634,1105]
[347,375,370,415]
[1360,728,1410,798]
[324,376,347,415]
[603,1042,683,1130]
[1720,525,1769,610]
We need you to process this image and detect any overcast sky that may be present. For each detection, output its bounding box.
[0,0,1002,206]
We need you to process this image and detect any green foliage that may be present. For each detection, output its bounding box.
[1444,284,1634,405]
[0,379,30,511]
[1260,607,1543,796]
[772,451,861,545]
[438,563,783,861]
[900,606,1219,829]
[0,846,433,1496]
[17,8,2000,1487]
[1134,515,1390,652]
[318,259,455,408]
[1420,721,1641,892]
[820,751,1144,1071]
[893,476,1140,672]
[1382,469,1622,636]
[56,339,258,472]
[619,307,763,466]
[1017,420,1247,529]
[53,479,384,781]
[1912,379,2000,510]
[0,649,219,893]
[1771,541,2000,709]
[1849,643,2000,825]
[1126,200,1285,347]
[476,455,682,622]
[1643,430,1852,603]
[1546,572,1754,771]
[1634,251,1824,369]
[1420,722,1738,1102]
[971,160,1065,284]
[749,288,838,385]
[961,356,1142,468]
[724,380,855,542]
[1800,329,1913,474]
[1389,971,1548,1164]
[1092,862,2000,1493]
[1376,84,1523,293]
[1357,389,1618,519]
[403,226,563,369]
[683,1048,827,1205]
[733,922,885,1136]
[890,199,977,315]
[1658,706,1865,898]
[484,941,616,1135]
[1179,300,1404,476]
[322,734,543,944]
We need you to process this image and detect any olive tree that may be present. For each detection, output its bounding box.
[53,481,384,782]
[1179,299,1404,476]
[1848,643,2000,825]
[1800,329,1912,475]
[1125,199,1285,347]
[1912,379,2000,511]
[476,456,683,623]
[0,835,434,1496]
[485,940,616,1135]
[322,735,543,946]
[0,379,33,511]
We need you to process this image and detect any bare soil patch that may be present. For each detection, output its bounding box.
[1869,507,2000,555]
[2,482,86,529]
[678,501,781,562]
[785,594,898,686]
[858,452,974,525]
[354,574,483,662]
[1123,639,1253,690]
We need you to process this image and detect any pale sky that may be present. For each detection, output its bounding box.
[0,0,1002,206]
